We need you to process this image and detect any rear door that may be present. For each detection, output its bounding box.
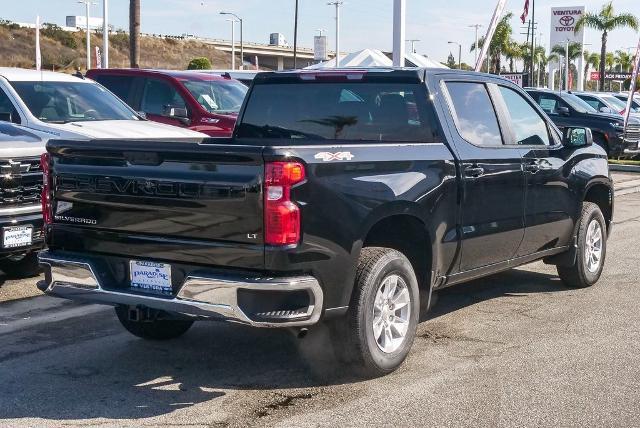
[139,77,191,128]
[495,84,577,256]
[442,80,525,271]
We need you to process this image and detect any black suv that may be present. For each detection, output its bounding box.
[526,88,640,158]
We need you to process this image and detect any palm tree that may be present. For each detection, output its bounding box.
[574,1,638,91]
[605,52,615,70]
[470,13,514,74]
[584,52,600,89]
[129,0,140,68]
[615,50,632,72]
[552,42,583,89]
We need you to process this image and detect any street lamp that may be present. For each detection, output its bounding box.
[469,24,483,65]
[220,12,243,70]
[78,0,97,70]
[448,41,461,69]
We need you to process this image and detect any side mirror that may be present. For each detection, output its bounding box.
[599,106,612,113]
[557,106,570,116]
[137,111,147,119]
[163,106,190,125]
[563,127,593,148]
[0,112,12,122]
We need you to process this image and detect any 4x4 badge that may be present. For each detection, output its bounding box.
[314,152,354,162]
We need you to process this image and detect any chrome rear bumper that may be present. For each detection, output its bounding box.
[38,251,323,328]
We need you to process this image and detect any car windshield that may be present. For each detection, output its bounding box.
[561,93,597,113]
[181,79,247,114]
[601,95,630,111]
[11,81,138,124]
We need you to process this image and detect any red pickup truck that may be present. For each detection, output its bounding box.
[86,69,247,137]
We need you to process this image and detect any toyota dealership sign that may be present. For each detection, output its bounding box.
[550,6,585,50]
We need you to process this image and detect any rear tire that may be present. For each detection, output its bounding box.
[115,306,194,340]
[0,252,41,278]
[557,202,606,288]
[331,247,419,377]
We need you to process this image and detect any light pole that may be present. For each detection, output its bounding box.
[327,1,343,68]
[220,12,242,70]
[448,41,461,69]
[469,24,483,65]
[293,0,299,68]
[406,39,420,54]
[78,0,96,70]
[565,39,570,91]
[102,0,108,68]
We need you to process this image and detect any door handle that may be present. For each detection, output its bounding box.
[464,165,485,178]
[524,162,540,173]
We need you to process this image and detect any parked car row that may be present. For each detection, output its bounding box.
[525,88,640,158]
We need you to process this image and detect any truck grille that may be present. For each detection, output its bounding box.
[626,124,640,145]
[0,157,43,208]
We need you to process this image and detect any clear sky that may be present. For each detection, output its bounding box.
[3,0,639,65]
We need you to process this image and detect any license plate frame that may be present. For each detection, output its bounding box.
[2,225,33,249]
[129,260,172,293]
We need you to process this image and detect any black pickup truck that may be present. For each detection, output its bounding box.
[39,69,613,376]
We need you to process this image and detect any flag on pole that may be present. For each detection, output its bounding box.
[624,36,640,131]
[35,15,41,71]
[520,0,530,24]
[475,0,508,72]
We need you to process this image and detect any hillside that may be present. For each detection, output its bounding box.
[0,20,231,72]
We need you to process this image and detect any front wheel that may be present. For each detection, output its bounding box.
[115,306,194,340]
[332,247,420,377]
[557,202,607,288]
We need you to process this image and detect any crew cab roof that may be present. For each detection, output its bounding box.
[87,68,232,82]
[252,67,515,84]
[0,67,87,82]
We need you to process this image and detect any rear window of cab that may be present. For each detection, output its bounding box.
[236,82,437,143]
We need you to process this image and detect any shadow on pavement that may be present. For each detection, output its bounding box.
[0,267,568,421]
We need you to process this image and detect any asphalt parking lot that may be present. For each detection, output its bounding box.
[1,192,639,427]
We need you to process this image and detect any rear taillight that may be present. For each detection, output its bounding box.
[41,152,53,225]
[264,161,305,246]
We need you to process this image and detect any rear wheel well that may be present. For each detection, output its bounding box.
[584,184,612,233]
[362,215,431,290]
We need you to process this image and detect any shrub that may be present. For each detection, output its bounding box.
[187,57,212,70]
[41,23,78,49]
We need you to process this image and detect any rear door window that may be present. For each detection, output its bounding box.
[498,86,550,146]
[93,75,137,107]
[445,81,503,147]
[236,82,435,143]
[141,78,187,116]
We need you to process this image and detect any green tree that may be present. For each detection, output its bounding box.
[187,57,212,70]
[584,52,601,88]
[446,52,456,69]
[615,50,632,72]
[470,12,514,74]
[552,42,583,89]
[574,1,638,91]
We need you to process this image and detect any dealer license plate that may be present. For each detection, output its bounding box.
[130,260,172,293]
[3,226,33,249]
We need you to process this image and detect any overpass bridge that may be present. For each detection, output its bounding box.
[200,38,336,70]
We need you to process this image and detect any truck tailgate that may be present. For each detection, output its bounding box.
[47,139,265,269]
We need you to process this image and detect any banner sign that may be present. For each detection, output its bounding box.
[550,6,585,51]
[591,71,633,81]
[502,73,525,87]
[475,0,508,72]
[314,35,328,61]
[624,37,640,130]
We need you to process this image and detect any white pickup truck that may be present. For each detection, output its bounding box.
[0,68,206,140]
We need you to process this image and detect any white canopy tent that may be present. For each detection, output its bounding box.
[305,49,393,69]
[404,52,448,69]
